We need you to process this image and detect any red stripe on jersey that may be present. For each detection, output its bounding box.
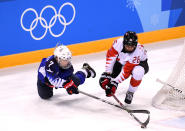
[121,76,125,81]
[45,82,54,88]
[106,46,118,58]
[106,58,112,61]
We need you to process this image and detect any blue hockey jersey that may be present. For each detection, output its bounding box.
[38,55,74,88]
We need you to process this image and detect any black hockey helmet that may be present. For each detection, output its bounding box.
[123,31,138,46]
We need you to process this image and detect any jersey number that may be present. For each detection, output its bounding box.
[46,61,54,73]
[132,56,140,63]
[49,61,54,67]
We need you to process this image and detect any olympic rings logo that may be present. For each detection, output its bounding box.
[20,2,75,40]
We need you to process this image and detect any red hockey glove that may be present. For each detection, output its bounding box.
[105,81,118,97]
[63,79,79,95]
[99,72,112,90]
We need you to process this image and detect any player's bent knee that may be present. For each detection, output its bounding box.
[37,88,53,99]
[132,66,145,80]
[37,80,53,99]
[74,72,85,85]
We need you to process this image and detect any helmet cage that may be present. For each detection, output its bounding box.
[54,45,72,69]
[123,31,138,47]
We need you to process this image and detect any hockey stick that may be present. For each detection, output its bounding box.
[78,90,150,128]
[112,94,150,128]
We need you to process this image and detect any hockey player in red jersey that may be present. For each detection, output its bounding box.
[99,31,149,104]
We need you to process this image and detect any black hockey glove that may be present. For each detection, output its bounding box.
[63,75,81,95]
[105,81,118,97]
[63,79,79,95]
[99,72,112,90]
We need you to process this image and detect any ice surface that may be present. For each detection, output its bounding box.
[0,38,185,131]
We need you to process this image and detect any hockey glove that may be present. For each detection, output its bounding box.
[99,72,112,90]
[105,81,118,97]
[63,79,79,95]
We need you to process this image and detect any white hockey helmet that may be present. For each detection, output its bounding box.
[54,45,72,69]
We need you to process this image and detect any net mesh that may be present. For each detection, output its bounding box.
[152,42,185,111]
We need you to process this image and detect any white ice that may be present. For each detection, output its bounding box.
[0,38,185,131]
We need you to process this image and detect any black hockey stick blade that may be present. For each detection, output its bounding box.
[129,110,150,128]
[79,90,150,128]
[112,94,150,128]
[127,109,150,114]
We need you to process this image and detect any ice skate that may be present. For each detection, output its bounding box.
[82,63,96,78]
[124,91,134,104]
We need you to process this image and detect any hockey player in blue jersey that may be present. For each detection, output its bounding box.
[37,45,96,99]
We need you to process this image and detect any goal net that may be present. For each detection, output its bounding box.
[152,42,185,111]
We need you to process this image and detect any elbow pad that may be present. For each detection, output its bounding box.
[139,59,149,74]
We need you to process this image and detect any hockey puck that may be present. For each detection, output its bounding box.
[141,125,146,128]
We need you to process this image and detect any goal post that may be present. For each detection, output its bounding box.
[152,41,185,111]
